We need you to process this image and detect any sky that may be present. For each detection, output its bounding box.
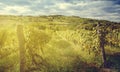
[0,0,120,22]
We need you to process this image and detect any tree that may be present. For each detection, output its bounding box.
[97,22,107,68]
[25,26,51,71]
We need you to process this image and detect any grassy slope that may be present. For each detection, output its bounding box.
[0,15,120,72]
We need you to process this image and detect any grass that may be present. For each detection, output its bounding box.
[0,15,120,72]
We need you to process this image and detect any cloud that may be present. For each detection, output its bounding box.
[0,0,120,22]
[113,0,120,5]
[56,3,72,9]
[0,0,31,6]
[0,3,31,15]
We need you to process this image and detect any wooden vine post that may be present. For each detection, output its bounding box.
[17,25,26,72]
[97,22,107,68]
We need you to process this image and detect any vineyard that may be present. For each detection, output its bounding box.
[0,15,120,72]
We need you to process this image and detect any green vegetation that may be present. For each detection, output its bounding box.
[0,15,120,72]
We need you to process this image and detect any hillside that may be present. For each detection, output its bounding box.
[0,15,120,72]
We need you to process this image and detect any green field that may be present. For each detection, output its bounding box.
[0,15,120,72]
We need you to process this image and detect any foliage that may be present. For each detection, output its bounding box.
[0,15,120,72]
